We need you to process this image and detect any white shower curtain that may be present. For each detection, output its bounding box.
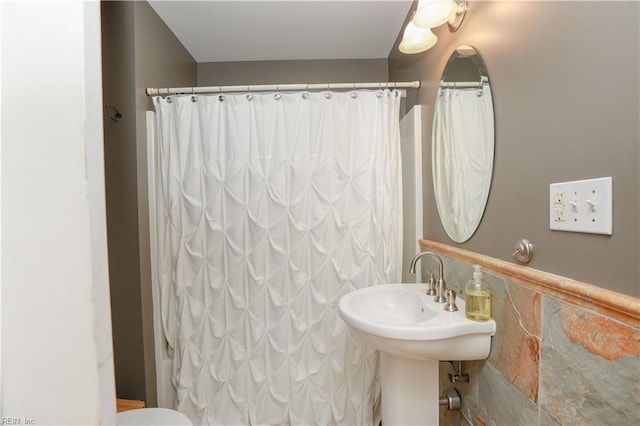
[151,90,402,425]
[432,85,494,240]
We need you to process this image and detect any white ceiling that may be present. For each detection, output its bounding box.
[148,0,413,63]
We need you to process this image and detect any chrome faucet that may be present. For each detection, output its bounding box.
[409,251,447,303]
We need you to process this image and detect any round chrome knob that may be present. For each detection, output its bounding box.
[513,238,534,264]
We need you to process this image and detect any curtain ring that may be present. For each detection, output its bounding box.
[351,83,358,99]
[376,82,383,98]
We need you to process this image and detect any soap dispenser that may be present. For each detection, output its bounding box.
[465,265,491,322]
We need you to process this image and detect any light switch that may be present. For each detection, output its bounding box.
[549,177,612,235]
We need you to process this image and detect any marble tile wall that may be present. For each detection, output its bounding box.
[540,297,640,425]
[434,253,640,426]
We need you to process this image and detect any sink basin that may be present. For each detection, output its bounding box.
[338,283,496,425]
[338,283,496,360]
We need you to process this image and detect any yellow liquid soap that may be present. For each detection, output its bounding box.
[465,289,491,322]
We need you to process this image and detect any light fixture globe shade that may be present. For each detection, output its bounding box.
[399,23,438,54]
[413,0,457,29]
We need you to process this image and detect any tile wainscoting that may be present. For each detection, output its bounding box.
[417,240,640,426]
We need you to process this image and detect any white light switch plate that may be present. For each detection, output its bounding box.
[549,177,612,235]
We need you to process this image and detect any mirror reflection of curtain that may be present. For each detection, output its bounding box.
[151,90,402,425]
[432,85,494,240]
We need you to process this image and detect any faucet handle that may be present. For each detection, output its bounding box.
[434,278,447,303]
[444,288,458,312]
[425,273,437,296]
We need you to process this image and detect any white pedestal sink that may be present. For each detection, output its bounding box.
[338,284,496,426]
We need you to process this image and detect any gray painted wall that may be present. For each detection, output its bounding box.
[101,0,197,405]
[389,1,639,297]
[101,0,146,403]
[198,59,388,86]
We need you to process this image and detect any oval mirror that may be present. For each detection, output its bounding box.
[432,45,495,243]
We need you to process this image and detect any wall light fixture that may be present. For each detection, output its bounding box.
[399,22,438,54]
[399,0,468,54]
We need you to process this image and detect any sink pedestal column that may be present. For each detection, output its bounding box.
[380,353,439,426]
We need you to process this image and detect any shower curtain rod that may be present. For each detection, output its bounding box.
[439,81,485,88]
[146,81,421,96]
[440,76,488,89]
